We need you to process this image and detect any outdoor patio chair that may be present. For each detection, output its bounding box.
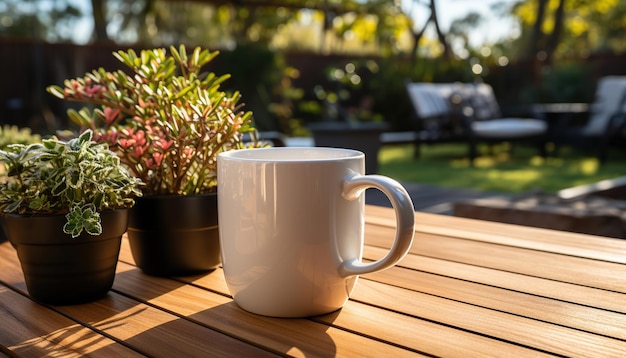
[405,81,547,162]
[545,76,626,163]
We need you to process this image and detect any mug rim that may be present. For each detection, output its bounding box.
[218,147,364,162]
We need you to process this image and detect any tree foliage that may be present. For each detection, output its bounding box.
[512,0,626,60]
[1,0,417,55]
[0,0,84,42]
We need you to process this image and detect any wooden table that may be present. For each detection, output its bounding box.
[1,205,625,357]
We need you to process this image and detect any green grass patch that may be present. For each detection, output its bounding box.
[378,143,626,194]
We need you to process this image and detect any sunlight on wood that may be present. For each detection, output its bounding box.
[92,306,177,341]
[286,347,306,357]
[11,323,113,356]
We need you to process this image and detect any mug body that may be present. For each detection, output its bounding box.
[218,147,365,317]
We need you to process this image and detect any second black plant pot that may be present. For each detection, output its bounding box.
[127,193,220,276]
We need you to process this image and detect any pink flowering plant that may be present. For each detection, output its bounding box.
[47,45,262,195]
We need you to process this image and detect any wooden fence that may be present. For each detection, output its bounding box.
[1,38,625,134]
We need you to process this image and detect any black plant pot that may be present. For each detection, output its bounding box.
[127,193,220,276]
[0,215,7,243]
[4,209,127,305]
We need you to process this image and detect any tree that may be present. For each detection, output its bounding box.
[524,0,564,64]
[404,0,450,61]
[91,0,109,42]
[512,0,626,61]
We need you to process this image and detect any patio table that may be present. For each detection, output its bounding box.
[1,205,625,357]
[531,102,590,136]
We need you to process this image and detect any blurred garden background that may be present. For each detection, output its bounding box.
[1,0,626,193]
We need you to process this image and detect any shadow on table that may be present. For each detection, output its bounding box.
[125,302,338,356]
[0,282,146,357]
[114,281,337,355]
[108,265,338,356]
[2,246,338,356]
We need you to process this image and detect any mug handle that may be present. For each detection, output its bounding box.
[339,172,415,278]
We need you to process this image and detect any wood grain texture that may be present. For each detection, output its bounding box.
[351,279,626,357]
[0,244,138,357]
[364,249,626,314]
[365,205,626,263]
[0,284,142,358]
[0,242,276,357]
[361,264,626,340]
[363,222,626,292]
[112,262,420,357]
[315,295,556,357]
[169,265,545,356]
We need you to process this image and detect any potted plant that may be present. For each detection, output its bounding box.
[47,45,263,276]
[0,130,143,305]
[0,125,41,243]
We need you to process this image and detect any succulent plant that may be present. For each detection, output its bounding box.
[0,130,143,237]
[47,45,263,196]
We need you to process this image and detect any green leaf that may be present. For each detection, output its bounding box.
[173,84,194,100]
[191,46,201,66]
[78,129,93,144]
[46,85,65,99]
[4,200,22,213]
[85,220,102,236]
[63,205,102,238]
[63,220,79,237]
[52,179,68,196]
[43,138,62,151]
[170,44,185,64]
[66,108,92,127]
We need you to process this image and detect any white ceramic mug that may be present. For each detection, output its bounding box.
[217,147,415,317]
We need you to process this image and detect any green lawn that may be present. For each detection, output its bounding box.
[378,143,626,194]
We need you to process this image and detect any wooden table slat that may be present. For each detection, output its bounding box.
[411,233,626,292]
[111,261,421,357]
[361,265,626,339]
[0,283,143,358]
[351,279,626,357]
[313,300,556,357]
[167,264,553,357]
[365,205,626,264]
[363,223,626,293]
[0,244,281,357]
[366,249,626,314]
